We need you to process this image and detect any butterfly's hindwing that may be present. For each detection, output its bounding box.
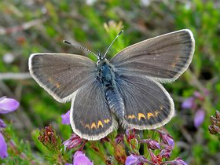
[111,29,195,83]
[29,53,96,103]
[70,80,117,140]
[115,75,174,129]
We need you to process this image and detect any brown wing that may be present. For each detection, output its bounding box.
[70,80,117,140]
[29,53,96,103]
[111,29,195,83]
[115,75,174,129]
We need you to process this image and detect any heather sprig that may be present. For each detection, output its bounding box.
[209,110,220,139]
[38,125,62,152]
[59,110,188,165]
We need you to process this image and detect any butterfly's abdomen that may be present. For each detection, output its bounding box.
[105,88,124,119]
[97,61,124,119]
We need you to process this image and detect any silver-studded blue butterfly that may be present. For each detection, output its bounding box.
[29,29,195,140]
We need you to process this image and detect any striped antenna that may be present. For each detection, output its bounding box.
[103,30,123,58]
[63,40,98,57]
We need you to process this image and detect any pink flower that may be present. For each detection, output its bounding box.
[149,150,162,164]
[160,147,172,158]
[157,130,174,149]
[0,132,8,159]
[169,157,188,165]
[0,97,19,159]
[194,109,205,128]
[125,154,151,165]
[61,110,71,125]
[73,151,93,165]
[0,97,19,114]
[0,119,6,129]
[63,134,85,150]
[181,97,194,109]
[115,134,124,144]
[139,139,160,150]
[126,129,136,142]
[65,151,93,165]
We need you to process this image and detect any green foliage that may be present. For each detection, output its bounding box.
[0,125,44,165]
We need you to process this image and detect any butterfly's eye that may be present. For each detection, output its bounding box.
[96,60,100,66]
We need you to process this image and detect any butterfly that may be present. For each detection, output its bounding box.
[29,29,195,140]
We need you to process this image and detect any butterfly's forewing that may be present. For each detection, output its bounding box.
[116,75,174,129]
[29,53,96,103]
[70,80,117,140]
[111,29,195,83]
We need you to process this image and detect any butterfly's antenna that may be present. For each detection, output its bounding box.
[103,30,123,58]
[63,40,98,58]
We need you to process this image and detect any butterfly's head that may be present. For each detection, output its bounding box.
[97,52,107,66]
[97,51,105,60]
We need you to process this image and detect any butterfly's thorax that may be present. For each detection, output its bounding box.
[97,59,114,87]
[97,58,124,119]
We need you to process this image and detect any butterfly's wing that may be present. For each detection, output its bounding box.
[29,53,97,103]
[70,80,117,140]
[116,75,174,129]
[111,29,195,83]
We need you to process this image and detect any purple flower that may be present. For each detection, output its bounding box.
[0,97,19,159]
[125,154,143,165]
[0,132,8,159]
[169,157,188,165]
[115,134,124,144]
[73,151,93,165]
[0,119,6,128]
[194,91,202,99]
[194,90,208,100]
[0,97,19,114]
[181,97,194,109]
[125,154,138,165]
[63,133,85,150]
[149,150,162,164]
[139,139,160,150]
[126,129,136,142]
[194,109,205,128]
[160,147,172,158]
[158,130,174,149]
[61,110,71,125]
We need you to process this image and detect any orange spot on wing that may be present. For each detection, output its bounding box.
[147,113,154,119]
[127,115,135,119]
[48,78,53,82]
[97,121,103,128]
[48,78,60,88]
[172,62,176,67]
[85,124,90,129]
[138,113,146,120]
[155,111,159,117]
[56,83,60,88]
[172,56,180,68]
[91,122,96,129]
[104,119,110,124]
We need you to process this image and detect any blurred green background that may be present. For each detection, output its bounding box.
[0,0,220,164]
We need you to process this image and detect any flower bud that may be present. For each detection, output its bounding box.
[38,125,61,151]
[157,130,174,149]
[169,157,188,165]
[139,139,160,150]
[63,133,86,150]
